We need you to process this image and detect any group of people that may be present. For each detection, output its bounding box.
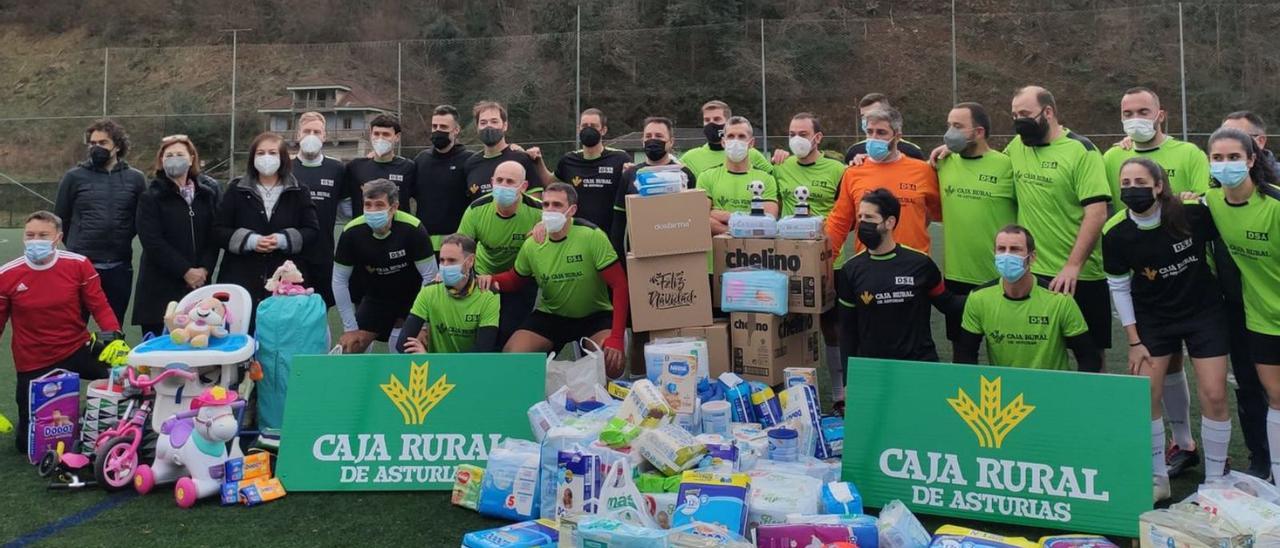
[0,85,1277,499]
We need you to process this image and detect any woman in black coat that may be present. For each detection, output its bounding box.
[133,135,221,338]
[214,133,320,309]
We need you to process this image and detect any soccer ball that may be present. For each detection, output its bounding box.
[748,180,766,197]
[794,186,810,203]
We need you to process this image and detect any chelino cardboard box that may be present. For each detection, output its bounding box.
[729,312,820,385]
[712,236,834,314]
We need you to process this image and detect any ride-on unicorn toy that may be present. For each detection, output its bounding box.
[134,386,244,508]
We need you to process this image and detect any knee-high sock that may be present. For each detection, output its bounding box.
[1163,371,1194,448]
[1268,409,1280,486]
[1152,418,1169,480]
[826,345,844,402]
[1201,416,1232,478]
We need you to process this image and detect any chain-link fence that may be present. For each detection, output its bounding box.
[1,4,1275,225]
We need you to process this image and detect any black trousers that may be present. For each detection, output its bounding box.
[1226,298,1271,466]
[14,345,108,454]
[95,265,133,328]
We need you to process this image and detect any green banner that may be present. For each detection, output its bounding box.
[842,358,1150,536]
[277,353,545,491]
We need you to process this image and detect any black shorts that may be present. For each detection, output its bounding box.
[355,296,413,341]
[1249,330,1280,365]
[944,279,982,342]
[1036,275,1112,349]
[1137,309,1230,359]
[519,310,613,352]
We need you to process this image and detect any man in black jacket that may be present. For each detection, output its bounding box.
[54,119,147,325]
[292,111,345,307]
[414,105,474,251]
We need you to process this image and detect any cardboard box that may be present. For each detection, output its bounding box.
[627,252,714,332]
[729,312,821,385]
[626,190,712,258]
[713,236,835,314]
[651,320,731,379]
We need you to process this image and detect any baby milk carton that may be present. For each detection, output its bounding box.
[28,369,80,464]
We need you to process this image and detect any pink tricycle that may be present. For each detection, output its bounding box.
[91,365,197,491]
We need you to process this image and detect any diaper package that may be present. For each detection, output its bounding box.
[720,269,788,315]
[717,373,755,423]
[929,526,1037,547]
[756,524,852,547]
[634,423,706,476]
[1195,488,1280,541]
[452,464,486,510]
[540,426,594,519]
[785,514,879,548]
[575,517,669,547]
[821,481,863,515]
[727,211,779,239]
[616,379,675,428]
[634,165,688,197]
[642,491,679,529]
[748,382,783,427]
[1038,535,1119,547]
[777,214,824,240]
[671,471,752,535]
[479,439,542,521]
[820,416,845,459]
[556,450,603,519]
[1138,504,1252,548]
[878,500,931,548]
[528,401,567,442]
[462,519,559,548]
[745,469,821,526]
[780,384,833,458]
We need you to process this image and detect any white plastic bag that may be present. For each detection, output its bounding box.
[595,459,660,529]
[546,338,607,401]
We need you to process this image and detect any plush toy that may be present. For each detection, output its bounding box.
[164,297,229,348]
[264,260,313,296]
[134,386,244,508]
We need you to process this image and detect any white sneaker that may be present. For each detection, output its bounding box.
[1153,475,1171,503]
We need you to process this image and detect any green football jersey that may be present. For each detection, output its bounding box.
[960,282,1090,371]
[514,220,618,318]
[695,167,779,214]
[1103,137,1210,206]
[680,144,773,177]
[1204,187,1280,335]
[408,282,500,353]
[456,194,542,274]
[937,151,1017,285]
[1004,128,1112,280]
[773,155,845,217]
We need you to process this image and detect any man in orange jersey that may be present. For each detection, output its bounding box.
[826,107,941,267]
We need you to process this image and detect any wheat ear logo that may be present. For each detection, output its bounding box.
[947,375,1034,448]
[381,361,456,425]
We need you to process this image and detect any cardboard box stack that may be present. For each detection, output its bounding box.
[625,190,714,333]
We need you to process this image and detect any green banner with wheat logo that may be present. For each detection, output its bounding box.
[277,353,545,491]
[841,358,1150,536]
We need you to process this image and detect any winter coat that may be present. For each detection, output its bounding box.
[132,176,221,326]
[53,159,147,264]
[213,174,320,304]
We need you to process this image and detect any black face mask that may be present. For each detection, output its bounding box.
[479,127,504,147]
[643,139,667,162]
[1012,111,1050,146]
[1120,186,1158,213]
[89,145,112,168]
[703,123,725,145]
[579,127,602,148]
[857,221,884,250]
[430,131,452,151]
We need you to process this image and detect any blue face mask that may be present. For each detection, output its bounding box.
[866,139,892,162]
[492,185,519,207]
[441,264,466,287]
[25,239,54,263]
[994,252,1028,283]
[1210,160,1250,188]
[364,209,390,230]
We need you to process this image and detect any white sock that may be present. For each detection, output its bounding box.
[826,345,845,402]
[1201,417,1232,478]
[1162,371,1194,448]
[1268,409,1280,486]
[1152,418,1169,481]
[389,328,402,354]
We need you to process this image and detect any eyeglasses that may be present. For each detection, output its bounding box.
[161,134,190,143]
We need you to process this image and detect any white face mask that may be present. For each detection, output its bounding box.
[1122,118,1157,143]
[299,134,323,156]
[372,138,394,157]
[254,154,281,176]
[542,211,568,233]
[724,139,750,163]
[788,135,813,158]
